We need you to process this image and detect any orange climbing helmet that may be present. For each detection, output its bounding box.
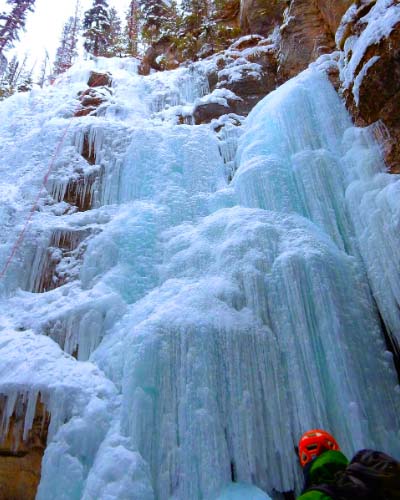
[298,429,340,468]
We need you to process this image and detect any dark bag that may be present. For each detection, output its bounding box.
[309,449,400,500]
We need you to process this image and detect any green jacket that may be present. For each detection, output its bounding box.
[297,450,349,500]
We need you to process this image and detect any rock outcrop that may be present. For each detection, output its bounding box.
[140,36,181,75]
[278,0,336,81]
[194,0,353,123]
[238,0,353,82]
[240,0,286,36]
[75,72,112,117]
[33,228,94,294]
[0,397,50,500]
[87,71,112,88]
[195,35,278,122]
[316,0,354,33]
[75,87,111,117]
[218,38,277,114]
[337,0,400,173]
[232,0,400,175]
[193,101,238,124]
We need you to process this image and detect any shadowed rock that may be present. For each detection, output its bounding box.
[75,88,111,118]
[0,396,50,500]
[193,100,240,124]
[32,228,94,293]
[338,2,400,173]
[240,0,285,37]
[278,0,336,82]
[87,71,112,87]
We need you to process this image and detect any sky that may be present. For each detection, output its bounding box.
[0,0,130,68]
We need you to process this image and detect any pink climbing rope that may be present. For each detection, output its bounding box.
[0,120,73,281]
[0,72,109,282]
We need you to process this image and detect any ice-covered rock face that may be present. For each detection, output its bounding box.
[335,0,400,173]
[0,56,400,500]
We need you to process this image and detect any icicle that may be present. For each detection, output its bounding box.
[0,392,18,441]
[27,233,53,292]
[61,310,105,361]
[0,391,45,449]
[23,390,39,441]
[181,66,210,103]
[40,291,125,361]
[216,120,243,182]
[47,177,69,205]
[146,65,210,114]
[99,160,121,206]
[89,126,106,165]
[73,128,86,159]
[343,126,400,338]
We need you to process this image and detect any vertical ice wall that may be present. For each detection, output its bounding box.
[0,57,399,500]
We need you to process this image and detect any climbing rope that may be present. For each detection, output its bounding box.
[0,120,74,281]
[0,73,108,282]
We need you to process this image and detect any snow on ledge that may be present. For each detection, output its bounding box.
[338,0,400,91]
[0,328,117,442]
[195,88,242,108]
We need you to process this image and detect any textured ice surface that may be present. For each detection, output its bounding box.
[216,483,271,500]
[236,68,400,341]
[0,327,119,500]
[0,56,399,500]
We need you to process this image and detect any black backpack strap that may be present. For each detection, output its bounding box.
[307,480,370,500]
[307,484,342,500]
[307,450,400,500]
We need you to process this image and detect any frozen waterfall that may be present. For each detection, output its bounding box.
[0,57,399,500]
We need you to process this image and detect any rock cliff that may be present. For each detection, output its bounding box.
[240,0,285,36]
[0,397,50,500]
[141,0,400,159]
[278,0,336,81]
[192,0,355,121]
[336,0,400,173]
[204,0,400,175]
[239,0,399,172]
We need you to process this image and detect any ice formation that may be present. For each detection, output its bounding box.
[0,54,399,500]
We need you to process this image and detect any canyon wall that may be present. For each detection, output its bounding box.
[239,0,400,171]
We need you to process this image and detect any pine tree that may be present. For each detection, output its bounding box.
[54,19,72,75]
[138,0,169,46]
[54,13,80,75]
[181,0,208,32]
[163,1,180,40]
[0,53,32,99]
[17,66,33,92]
[0,0,36,55]
[83,0,111,57]
[67,0,81,65]
[38,50,51,88]
[0,53,6,76]
[125,0,139,57]
[0,54,18,98]
[105,8,124,57]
